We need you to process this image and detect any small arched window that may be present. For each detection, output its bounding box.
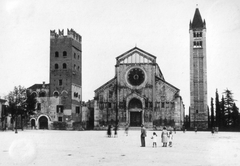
[74,64,76,70]
[55,51,59,57]
[53,91,59,98]
[63,51,67,57]
[74,53,76,59]
[63,63,67,69]
[39,91,46,97]
[55,64,59,69]
[77,66,80,71]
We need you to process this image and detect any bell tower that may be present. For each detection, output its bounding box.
[189,8,208,129]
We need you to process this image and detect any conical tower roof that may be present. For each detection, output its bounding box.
[191,8,205,29]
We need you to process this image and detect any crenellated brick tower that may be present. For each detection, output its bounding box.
[49,29,82,122]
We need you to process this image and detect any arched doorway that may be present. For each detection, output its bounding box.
[30,119,36,129]
[129,98,142,126]
[39,116,48,129]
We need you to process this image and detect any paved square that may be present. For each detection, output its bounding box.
[0,130,239,166]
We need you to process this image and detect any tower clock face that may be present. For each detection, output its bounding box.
[127,68,145,86]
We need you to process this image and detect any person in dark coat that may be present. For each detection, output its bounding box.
[107,125,112,137]
[140,124,147,147]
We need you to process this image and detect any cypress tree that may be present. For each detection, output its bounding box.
[232,103,239,128]
[211,98,214,128]
[215,89,220,127]
[223,89,235,127]
[220,95,225,128]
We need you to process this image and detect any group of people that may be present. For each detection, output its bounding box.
[107,124,118,137]
[141,125,173,148]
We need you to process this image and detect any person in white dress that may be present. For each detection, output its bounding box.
[151,132,158,148]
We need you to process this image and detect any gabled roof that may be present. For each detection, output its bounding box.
[155,76,179,92]
[116,47,156,64]
[94,77,116,93]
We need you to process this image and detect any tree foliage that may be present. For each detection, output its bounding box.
[5,85,37,128]
[214,89,239,130]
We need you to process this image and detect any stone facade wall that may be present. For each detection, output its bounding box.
[94,48,185,129]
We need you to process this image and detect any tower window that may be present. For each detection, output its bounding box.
[161,102,165,108]
[63,51,67,57]
[55,64,59,69]
[57,105,64,113]
[74,64,76,70]
[78,55,80,59]
[58,117,63,122]
[55,51,59,57]
[193,41,202,48]
[76,106,80,114]
[59,79,62,86]
[63,63,67,69]
[37,103,41,110]
[77,66,80,71]
[74,53,76,59]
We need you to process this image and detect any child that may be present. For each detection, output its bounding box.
[168,131,173,147]
[151,132,157,148]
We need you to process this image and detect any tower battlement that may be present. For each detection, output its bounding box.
[50,28,81,43]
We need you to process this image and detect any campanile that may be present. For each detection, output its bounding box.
[189,8,208,129]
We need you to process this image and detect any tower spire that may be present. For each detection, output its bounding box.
[191,7,204,29]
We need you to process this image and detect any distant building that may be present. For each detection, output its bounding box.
[0,99,7,130]
[94,47,185,129]
[27,29,82,129]
[189,8,208,129]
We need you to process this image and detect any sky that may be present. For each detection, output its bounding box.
[0,0,240,113]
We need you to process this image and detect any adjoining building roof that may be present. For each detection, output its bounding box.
[28,83,49,90]
[0,99,7,103]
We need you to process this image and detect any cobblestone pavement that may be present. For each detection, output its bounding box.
[0,129,240,166]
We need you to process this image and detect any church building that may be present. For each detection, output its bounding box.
[94,47,185,129]
[189,8,208,129]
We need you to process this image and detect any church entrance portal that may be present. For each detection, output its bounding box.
[130,112,142,126]
[39,116,48,129]
[129,98,142,126]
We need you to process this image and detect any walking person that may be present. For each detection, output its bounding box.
[125,123,129,136]
[211,127,214,135]
[195,126,198,133]
[107,125,112,137]
[114,125,118,138]
[140,124,147,147]
[151,132,158,148]
[161,127,168,147]
[168,131,173,147]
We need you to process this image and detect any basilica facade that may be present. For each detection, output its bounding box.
[94,47,185,129]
